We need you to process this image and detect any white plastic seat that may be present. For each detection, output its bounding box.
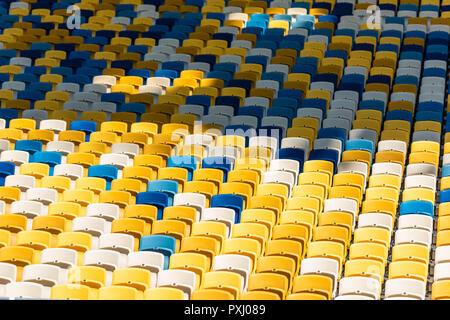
[262,171,295,196]
[0,138,9,150]
[434,262,450,282]
[300,257,340,295]
[269,159,300,184]
[4,282,45,299]
[281,137,309,161]
[173,193,206,221]
[296,108,323,126]
[249,136,278,157]
[324,198,358,226]
[435,246,450,264]
[404,175,436,192]
[4,175,35,192]
[208,146,239,161]
[261,116,288,133]
[146,77,170,89]
[46,141,74,158]
[201,208,235,238]
[337,161,368,181]
[39,120,67,134]
[338,276,380,300]
[83,84,108,95]
[83,249,121,286]
[362,91,387,107]
[127,251,165,287]
[212,254,252,292]
[63,101,90,114]
[348,129,378,146]
[384,278,426,300]
[412,131,441,143]
[394,229,432,249]
[53,164,84,181]
[406,163,437,177]
[157,269,196,299]
[344,66,368,80]
[100,153,130,172]
[98,233,134,269]
[248,48,272,59]
[178,105,204,118]
[333,90,359,104]
[397,214,434,233]
[55,83,80,95]
[244,97,270,110]
[86,203,120,223]
[326,109,354,123]
[40,248,77,270]
[10,200,43,219]
[230,115,258,129]
[0,262,16,285]
[72,217,107,238]
[357,212,393,232]
[0,150,29,167]
[377,140,407,154]
[110,143,140,159]
[335,294,376,300]
[26,188,57,206]
[372,162,403,177]
[313,138,343,156]
[22,264,62,287]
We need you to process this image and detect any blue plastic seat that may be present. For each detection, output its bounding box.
[278,89,303,107]
[276,148,305,171]
[238,107,264,126]
[301,98,327,115]
[308,149,340,174]
[440,189,450,204]
[399,200,434,217]
[118,103,146,121]
[211,194,244,223]
[214,96,240,114]
[213,62,237,75]
[318,128,347,151]
[0,109,18,126]
[101,93,126,105]
[345,139,374,156]
[88,165,118,190]
[147,180,178,206]
[415,111,442,123]
[32,151,62,175]
[245,55,268,71]
[418,101,443,115]
[167,156,197,181]
[201,157,234,182]
[136,191,169,220]
[385,110,413,123]
[272,97,298,113]
[0,161,15,186]
[443,165,450,177]
[267,107,295,127]
[70,121,97,141]
[139,235,176,269]
[261,72,285,86]
[227,79,252,96]
[186,95,211,109]
[15,140,42,155]
[358,100,385,114]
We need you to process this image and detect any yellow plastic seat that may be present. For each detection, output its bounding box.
[292,274,333,300]
[51,283,91,300]
[144,287,185,300]
[201,271,242,299]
